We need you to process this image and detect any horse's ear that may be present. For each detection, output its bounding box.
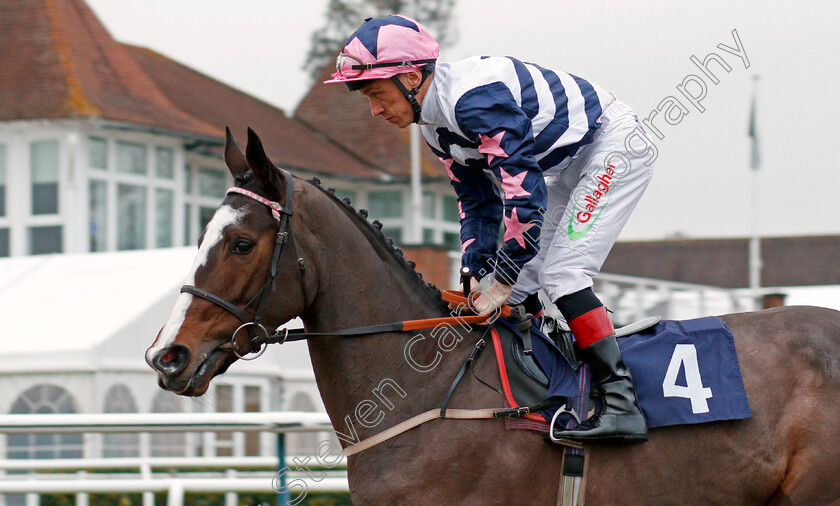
[224,127,249,181]
[245,127,285,201]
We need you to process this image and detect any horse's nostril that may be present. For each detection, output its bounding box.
[160,349,178,364]
[152,345,192,376]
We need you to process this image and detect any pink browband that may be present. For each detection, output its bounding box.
[227,187,288,221]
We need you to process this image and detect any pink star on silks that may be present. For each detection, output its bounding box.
[478,132,509,165]
[503,208,535,248]
[439,157,460,182]
[457,200,465,219]
[499,167,531,199]
[461,237,476,254]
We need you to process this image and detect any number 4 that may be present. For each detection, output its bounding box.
[662,344,713,414]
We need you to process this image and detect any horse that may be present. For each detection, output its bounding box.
[146,127,840,505]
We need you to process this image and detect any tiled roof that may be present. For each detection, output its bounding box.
[295,66,447,180]
[603,235,840,288]
[125,45,381,179]
[0,0,381,178]
[0,0,218,138]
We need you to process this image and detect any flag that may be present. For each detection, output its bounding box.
[748,77,761,170]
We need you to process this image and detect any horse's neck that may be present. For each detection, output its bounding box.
[297,190,479,440]
[298,187,446,331]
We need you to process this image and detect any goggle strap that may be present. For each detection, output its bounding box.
[351,58,436,70]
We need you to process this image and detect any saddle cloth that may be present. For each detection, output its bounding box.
[493,315,751,430]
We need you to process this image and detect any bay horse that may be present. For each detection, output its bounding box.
[146,128,840,505]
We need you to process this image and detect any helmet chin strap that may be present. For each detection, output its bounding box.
[391,63,435,124]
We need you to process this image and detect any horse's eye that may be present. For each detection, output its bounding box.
[231,239,254,255]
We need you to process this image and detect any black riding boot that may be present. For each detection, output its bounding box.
[553,335,648,443]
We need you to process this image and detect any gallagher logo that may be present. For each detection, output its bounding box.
[567,163,616,240]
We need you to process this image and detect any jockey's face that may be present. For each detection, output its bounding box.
[360,72,424,129]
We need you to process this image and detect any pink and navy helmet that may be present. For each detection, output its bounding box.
[324,15,439,87]
[325,15,439,123]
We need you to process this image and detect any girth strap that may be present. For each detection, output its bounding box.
[342,408,500,457]
[342,402,581,458]
[440,332,490,417]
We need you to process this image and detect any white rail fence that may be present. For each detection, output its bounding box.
[448,254,760,323]
[0,412,349,506]
[594,273,759,323]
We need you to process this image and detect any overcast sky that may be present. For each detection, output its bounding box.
[86,0,840,241]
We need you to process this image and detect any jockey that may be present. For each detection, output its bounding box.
[325,15,652,444]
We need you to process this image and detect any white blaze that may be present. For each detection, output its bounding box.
[147,205,244,360]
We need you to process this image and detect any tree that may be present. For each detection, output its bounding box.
[304,0,457,81]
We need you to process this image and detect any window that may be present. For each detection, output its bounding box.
[0,228,8,257]
[0,143,6,216]
[88,137,107,171]
[444,231,461,252]
[286,392,320,456]
[81,140,184,253]
[184,203,192,245]
[198,167,226,198]
[117,184,146,250]
[155,189,174,248]
[1,144,9,256]
[334,189,357,205]
[184,164,193,194]
[102,384,139,457]
[244,386,261,456]
[199,206,216,232]
[7,385,82,459]
[155,147,174,179]
[29,226,62,254]
[184,164,229,245]
[381,227,402,246]
[443,195,460,223]
[206,385,262,457]
[214,385,234,457]
[150,390,186,457]
[103,384,138,412]
[423,228,435,244]
[368,190,403,219]
[89,180,108,252]
[422,191,436,219]
[116,141,147,175]
[31,140,59,215]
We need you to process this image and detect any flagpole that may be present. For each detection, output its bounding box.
[410,121,422,244]
[408,0,423,245]
[748,75,762,306]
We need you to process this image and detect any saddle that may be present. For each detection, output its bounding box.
[489,311,659,506]
[494,313,661,424]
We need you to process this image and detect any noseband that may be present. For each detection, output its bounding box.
[180,169,307,359]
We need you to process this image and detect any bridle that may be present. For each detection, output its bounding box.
[180,169,307,360]
[180,170,510,360]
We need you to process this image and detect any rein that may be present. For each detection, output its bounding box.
[255,290,512,346]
